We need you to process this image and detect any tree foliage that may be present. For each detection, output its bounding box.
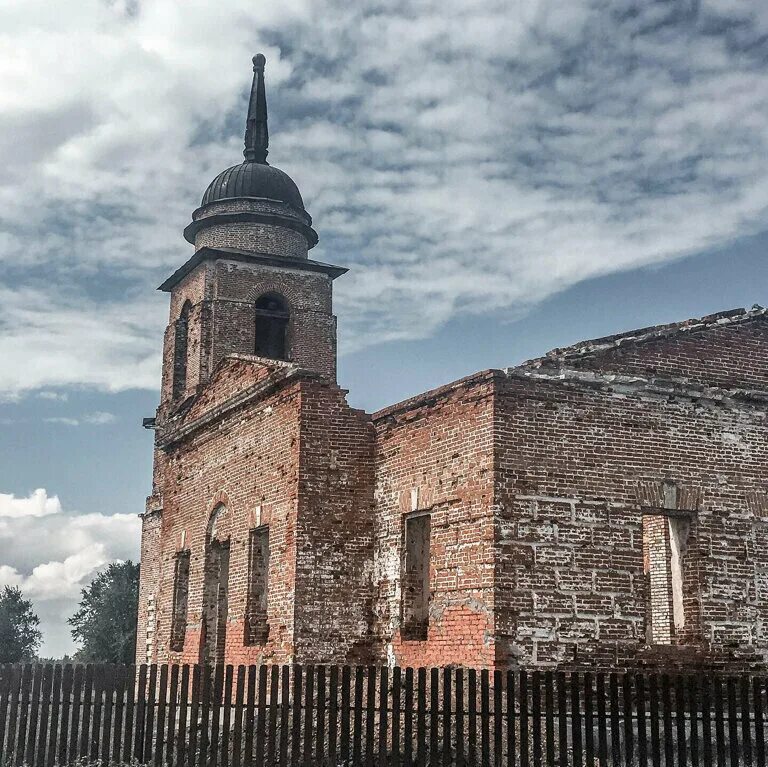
[69,561,139,663]
[0,586,42,662]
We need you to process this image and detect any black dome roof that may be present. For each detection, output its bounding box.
[201,162,305,211]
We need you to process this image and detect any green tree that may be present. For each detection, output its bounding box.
[0,586,42,662]
[69,561,139,663]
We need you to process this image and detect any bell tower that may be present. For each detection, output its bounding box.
[157,54,346,411]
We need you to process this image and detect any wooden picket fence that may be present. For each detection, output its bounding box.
[0,663,766,766]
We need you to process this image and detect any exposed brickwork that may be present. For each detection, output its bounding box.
[195,222,308,259]
[138,107,768,673]
[372,373,498,669]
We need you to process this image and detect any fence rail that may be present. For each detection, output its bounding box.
[0,663,766,766]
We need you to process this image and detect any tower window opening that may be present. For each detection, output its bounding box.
[254,293,289,360]
[172,301,192,399]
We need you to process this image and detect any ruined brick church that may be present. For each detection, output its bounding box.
[137,56,768,671]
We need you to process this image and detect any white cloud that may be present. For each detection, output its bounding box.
[83,411,117,425]
[40,411,118,427]
[0,488,141,657]
[43,417,80,426]
[1,0,767,395]
[0,488,62,518]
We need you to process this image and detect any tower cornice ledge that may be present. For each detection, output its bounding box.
[158,246,347,292]
[183,208,318,248]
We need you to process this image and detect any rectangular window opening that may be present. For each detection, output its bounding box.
[169,551,190,652]
[401,512,431,641]
[642,511,692,646]
[245,526,270,645]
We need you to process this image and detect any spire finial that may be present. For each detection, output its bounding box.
[244,53,269,163]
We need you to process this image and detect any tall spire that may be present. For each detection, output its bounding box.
[244,53,269,163]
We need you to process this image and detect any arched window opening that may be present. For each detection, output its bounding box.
[172,301,192,399]
[254,293,289,360]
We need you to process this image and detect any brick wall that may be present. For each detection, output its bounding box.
[537,312,768,391]
[495,362,768,670]
[372,372,498,669]
[293,380,377,663]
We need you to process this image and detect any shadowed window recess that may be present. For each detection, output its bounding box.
[244,526,270,645]
[169,550,190,652]
[402,512,431,641]
[642,481,700,646]
[172,300,192,399]
[254,293,289,360]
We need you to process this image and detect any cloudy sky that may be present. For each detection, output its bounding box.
[1,0,767,657]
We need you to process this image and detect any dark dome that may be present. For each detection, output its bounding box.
[201,162,305,211]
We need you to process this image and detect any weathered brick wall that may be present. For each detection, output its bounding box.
[139,360,379,667]
[158,257,337,416]
[293,380,377,663]
[533,311,768,391]
[143,364,304,666]
[372,372,498,669]
[195,223,309,259]
[212,258,336,380]
[160,262,211,404]
[495,365,768,671]
[136,509,162,664]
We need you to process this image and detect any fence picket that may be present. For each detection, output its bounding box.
[392,666,402,767]
[315,666,326,767]
[165,663,179,767]
[186,664,201,767]
[381,665,390,767]
[572,672,583,767]
[404,667,414,767]
[648,673,660,767]
[45,664,62,767]
[280,664,291,767]
[480,668,490,767]
[329,664,339,767]
[557,671,568,767]
[221,665,233,767]
[268,663,280,767]
[209,663,223,767]
[303,664,315,767]
[675,674,687,767]
[740,674,753,767]
[353,665,364,766]
[714,676,726,767]
[755,676,765,767]
[154,663,169,767]
[178,664,191,767]
[530,670,541,767]
[429,668,440,767]
[231,665,245,767]
[33,662,52,767]
[583,672,594,767]
[596,672,607,767]
[99,663,115,766]
[454,668,464,767]
[22,662,42,766]
[111,665,127,765]
[290,664,302,767]
[340,664,352,767]
[122,664,136,766]
[467,668,477,765]
[701,673,713,767]
[545,670,555,767]
[244,664,256,767]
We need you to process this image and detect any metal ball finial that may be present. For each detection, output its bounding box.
[253,53,266,71]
